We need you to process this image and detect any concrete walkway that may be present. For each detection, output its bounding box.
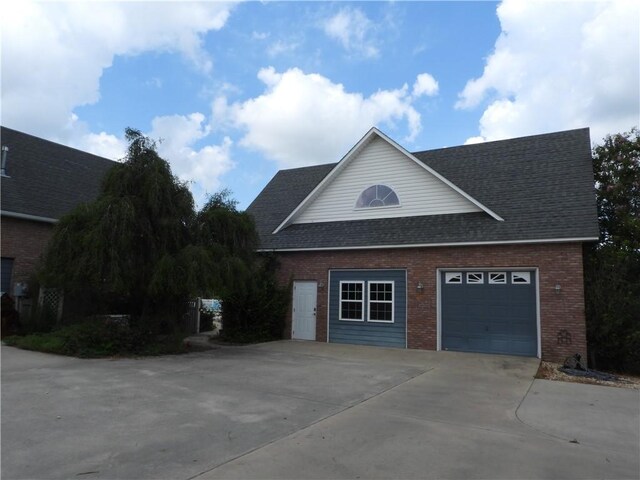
[2,341,638,479]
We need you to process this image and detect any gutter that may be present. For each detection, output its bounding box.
[0,210,58,224]
[256,236,600,252]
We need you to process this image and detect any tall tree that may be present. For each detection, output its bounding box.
[41,129,198,323]
[592,127,640,250]
[585,128,640,372]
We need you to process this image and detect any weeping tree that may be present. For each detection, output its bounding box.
[39,129,255,332]
[585,128,640,373]
[191,190,289,342]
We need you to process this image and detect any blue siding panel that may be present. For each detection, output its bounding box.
[329,270,406,348]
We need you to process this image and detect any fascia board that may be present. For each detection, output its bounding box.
[272,127,380,234]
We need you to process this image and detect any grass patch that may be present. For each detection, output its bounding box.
[3,319,187,358]
[3,333,66,354]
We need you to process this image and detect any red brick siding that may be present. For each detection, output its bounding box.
[1,216,54,288]
[274,243,586,362]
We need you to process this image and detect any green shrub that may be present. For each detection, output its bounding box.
[220,254,290,344]
[3,318,186,358]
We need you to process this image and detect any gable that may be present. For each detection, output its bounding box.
[248,127,599,251]
[291,133,486,226]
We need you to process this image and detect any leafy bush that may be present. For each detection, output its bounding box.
[3,318,186,358]
[220,254,290,344]
[585,247,640,373]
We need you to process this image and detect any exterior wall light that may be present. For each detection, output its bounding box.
[318,281,325,289]
[554,284,562,294]
[417,281,424,293]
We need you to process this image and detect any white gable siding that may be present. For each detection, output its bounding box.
[294,137,482,224]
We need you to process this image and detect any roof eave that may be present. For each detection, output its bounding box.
[256,236,600,252]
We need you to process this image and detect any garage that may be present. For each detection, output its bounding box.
[440,270,538,357]
[328,269,406,348]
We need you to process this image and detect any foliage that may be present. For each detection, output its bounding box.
[36,127,286,347]
[1,294,21,338]
[585,128,640,373]
[40,128,194,322]
[592,127,640,251]
[2,319,187,358]
[38,129,258,333]
[220,254,290,343]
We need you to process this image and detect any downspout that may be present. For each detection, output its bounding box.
[1,146,8,176]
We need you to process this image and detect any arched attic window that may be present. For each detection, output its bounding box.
[355,185,400,209]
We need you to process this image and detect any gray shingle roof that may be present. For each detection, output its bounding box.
[1,126,116,220]
[247,128,599,250]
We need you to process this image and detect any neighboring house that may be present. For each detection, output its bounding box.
[0,126,116,311]
[247,127,599,362]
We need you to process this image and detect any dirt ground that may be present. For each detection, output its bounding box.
[535,361,640,389]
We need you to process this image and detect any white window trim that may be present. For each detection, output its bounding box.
[512,272,531,284]
[367,281,394,323]
[353,204,401,212]
[466,272,484,284]
[339,280,365,322]
[488,272,507,284]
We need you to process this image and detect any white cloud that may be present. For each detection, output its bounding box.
[149,113,235,199]
[456,0,640,143]
[76,132,128,161]
[412,73,439,98]
[218,67,428,168]
[1,0,234,143]
[323,7,379,58]
[252,31,269,41]
[464,136,486,146]
[267,40,299,57]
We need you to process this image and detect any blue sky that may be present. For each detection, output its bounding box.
[2,1,639,209]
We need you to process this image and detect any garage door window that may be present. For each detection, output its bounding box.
[489,272,507,284]
[445,272,462,284]
[512,272,531,284]
[368,282,394,323]
[340,281,364,321]
[467,272,484,284]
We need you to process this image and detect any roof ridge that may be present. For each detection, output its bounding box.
[412,127,590,156]
[1,125,118,164]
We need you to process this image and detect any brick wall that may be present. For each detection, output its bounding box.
[273,242,587,362]
[1,216,54,289]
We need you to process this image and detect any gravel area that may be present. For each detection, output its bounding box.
[536,361,640,389]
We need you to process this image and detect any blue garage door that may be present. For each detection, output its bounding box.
[441,270,537,356]
[329,270,406,348]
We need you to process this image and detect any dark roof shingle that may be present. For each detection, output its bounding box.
[1,126,116,220]
[247,128,599,250]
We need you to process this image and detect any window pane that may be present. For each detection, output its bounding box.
[341,301,362,320]
[370,302,392,321]
[356,185,399,208]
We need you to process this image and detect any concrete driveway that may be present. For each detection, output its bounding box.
[2,341,638,480]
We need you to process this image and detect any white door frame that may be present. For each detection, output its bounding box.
[292,281,317,340]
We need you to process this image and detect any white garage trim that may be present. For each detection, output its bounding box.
[436,267,541,358]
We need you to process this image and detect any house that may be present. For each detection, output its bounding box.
[247,127,599,361]
[0,126,116,313]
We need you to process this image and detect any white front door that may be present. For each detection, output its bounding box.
[292,281,317,340]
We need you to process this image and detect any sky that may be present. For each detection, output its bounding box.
[2,1,639,210]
